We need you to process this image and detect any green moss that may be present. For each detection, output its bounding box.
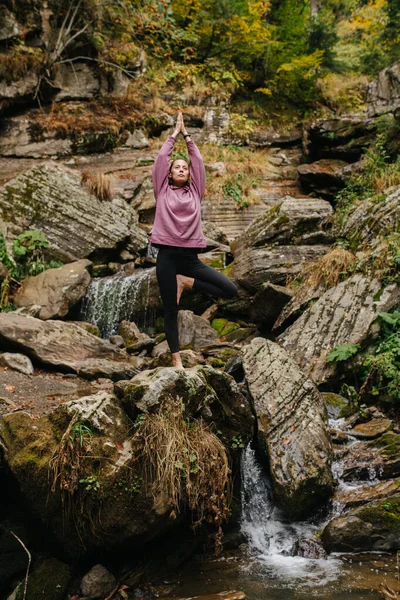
[17,558,70,600]
[359,497,400,529]
[225,327,255,342]
[322,393,348,409]
[372,433,400,457]
[212,318,228,334]
[209,358,225,368]
[220,262,234,277]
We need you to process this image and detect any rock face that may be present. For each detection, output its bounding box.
[322,495,400,552]
[241,338,334,517]
[0,313,139,380]
[342,186,400,246]
[0,163,148,262]
[14,259,92,320]
[0,116,73,158]
[366,59,400,116]
[115,365,254,442]
[278,275,400,384]
[231,197,333,252]
[178,310,219,349]
[53,63,106,102]
[305,116,377,162]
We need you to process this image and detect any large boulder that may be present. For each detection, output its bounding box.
[366,59,400,117]
[0,392,179,555]
[53,63,106,102]
[241,338,334,518]
[278,275,400,384]
[322,495,400,552]
[231,245,328,292]
[297,159,348,200]
[231,196,333,252]
[178,310,219,349]
[14,259,92,320]
[0,313,140,380]
[0,162,148,262]
[115,365,254,443]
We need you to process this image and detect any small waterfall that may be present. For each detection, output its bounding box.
[240,445,341,583]
[80,268,157,338]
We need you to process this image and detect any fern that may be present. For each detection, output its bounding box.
[326,343,360,363]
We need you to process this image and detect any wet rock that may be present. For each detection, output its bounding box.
[80,564,116,599]
[231,196,333,252]
[14,259,92,320]
[116,365,254,442]
[337,433,400,482]
[322,392,348,420]
[297,159,348,200]
[334,478,400,511]
[305,116,377,161]
[351,418,393,440]
[0,162,148,262]
[178,310,219,349]
[322,495,400,552]
[291,538,327,559]
[0,313,139,380]
[242,338,333,518]
[0,352,33,376]
[342,186,400,247]
[278,274,400,385]
[231,245,328,291]
[366,59,400,117]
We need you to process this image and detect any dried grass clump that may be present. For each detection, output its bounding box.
[81,172,113,201]
[295,247,357,291]
[133,398,232,553]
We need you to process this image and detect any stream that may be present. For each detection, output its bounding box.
[157,421,399,600]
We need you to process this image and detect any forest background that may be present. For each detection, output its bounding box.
[2,0,400,131]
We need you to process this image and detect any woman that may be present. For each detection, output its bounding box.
[151,112,237,369]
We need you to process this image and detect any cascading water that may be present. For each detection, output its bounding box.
[240,445,341,585]
[80,267,158,338]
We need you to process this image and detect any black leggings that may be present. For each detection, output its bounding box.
[156,246,238,353]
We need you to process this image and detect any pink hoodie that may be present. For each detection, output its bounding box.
[150,136,207,248]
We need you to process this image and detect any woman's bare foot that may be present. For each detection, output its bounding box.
[176,274,194,304]
[171,352,184,369]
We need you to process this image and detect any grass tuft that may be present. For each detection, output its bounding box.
[133,398,232,553]
[81,172,113,201]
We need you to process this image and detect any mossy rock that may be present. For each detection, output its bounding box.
[224,327,256,343]
[322,494,400,552]
[372,433,400,457]
[16,558,71,600]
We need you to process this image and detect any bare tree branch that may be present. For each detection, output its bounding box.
[57,56,139,79]
[10,531,31,600]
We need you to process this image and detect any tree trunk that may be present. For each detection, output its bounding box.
[310,0,319,19]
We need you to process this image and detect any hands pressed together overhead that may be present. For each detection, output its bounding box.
[172,111,190,140]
